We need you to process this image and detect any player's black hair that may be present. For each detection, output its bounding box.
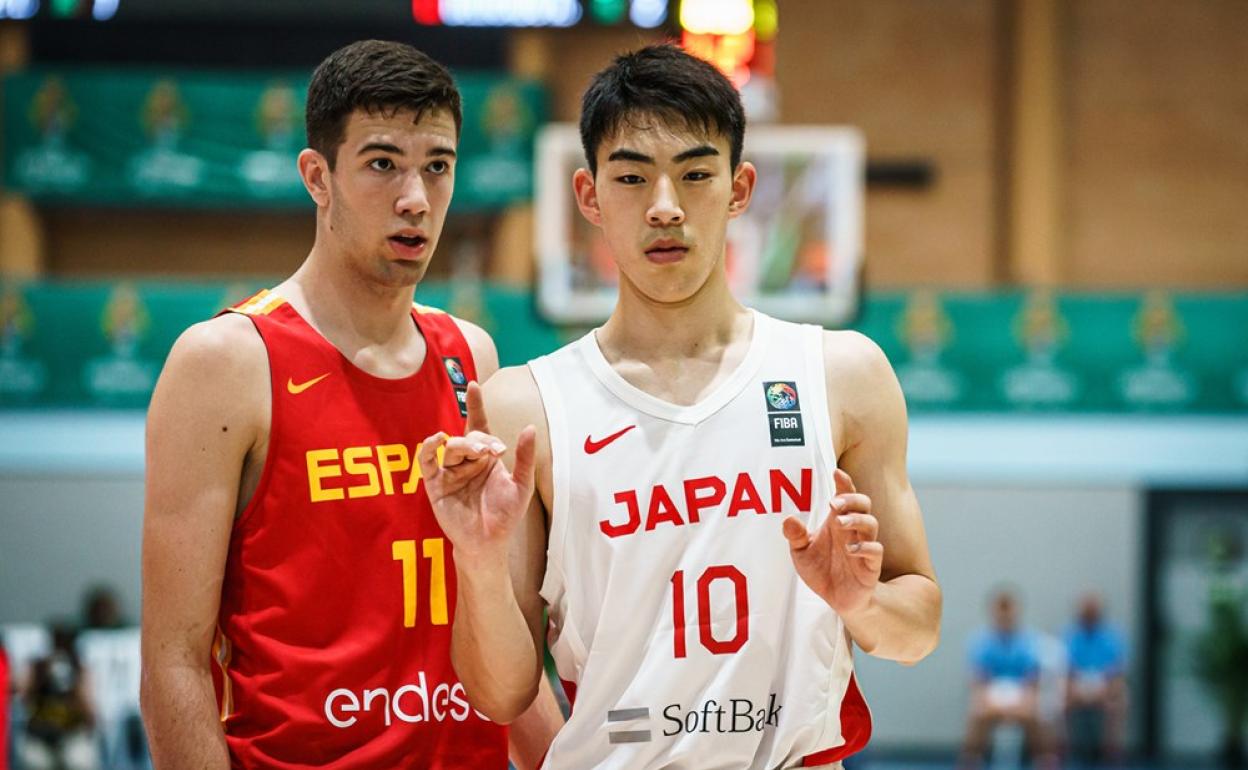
[579,43,746,176]
[306,40,462,169]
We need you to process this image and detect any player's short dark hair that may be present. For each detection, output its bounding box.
[579,43,746,176]
[306,40,462,169]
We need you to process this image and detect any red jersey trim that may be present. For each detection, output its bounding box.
[801,672,872,765]
[213,306,281,532]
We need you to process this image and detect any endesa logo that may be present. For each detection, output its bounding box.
[324,672,488,729]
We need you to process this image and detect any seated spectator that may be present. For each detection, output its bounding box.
[1065,593,1127,764]
[960,590,1057,770]
[19,624,99,770]
[82,586,127,631]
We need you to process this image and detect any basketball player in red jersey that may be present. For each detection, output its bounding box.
[420,45,942,768]
[140,40,560,768]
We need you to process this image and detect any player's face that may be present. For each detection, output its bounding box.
[574,119,754,305]
[324,107,457,287]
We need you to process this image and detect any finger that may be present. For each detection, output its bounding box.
[440,455,494,484]
[441,434,505,467]
[834,467,857,496]
[833,512,879,541]
[510,425,538,494]
[465,381,490,434]
[829,492,872,516]
[782,516,811,550]
[417,432,448,482]
[845,541,884,559]
[464,430,507,455]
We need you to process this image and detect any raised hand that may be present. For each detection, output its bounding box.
[417,381,537,562]
[781,468,883,618]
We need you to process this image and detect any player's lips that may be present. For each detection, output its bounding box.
[644,238,689,264]
[388,229,428,260]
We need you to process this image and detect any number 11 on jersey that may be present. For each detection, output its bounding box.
[671,565,750,658]
[392,538,449,627]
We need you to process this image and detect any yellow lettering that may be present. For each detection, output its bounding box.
[307,448,344,502]
[343,446,381,499]
[423,538,448,625]
[377,444,410,495]
[392,540,417,628]
[401,443,449,493]
[401,443,423,494]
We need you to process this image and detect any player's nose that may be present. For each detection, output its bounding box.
[646,176,685,227]
[395,172,430,217]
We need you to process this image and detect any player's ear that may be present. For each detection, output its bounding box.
[728,160,756,219]
[299,148,332,208]
[573,167,603,227]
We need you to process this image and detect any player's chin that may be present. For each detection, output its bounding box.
[376,256,431,287]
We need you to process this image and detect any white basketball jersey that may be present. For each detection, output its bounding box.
[529,310,871,770]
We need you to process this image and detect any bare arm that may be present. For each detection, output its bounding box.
[417,367,549,723]
[453,316,500,381]
[782,331,940,665]
[140,315,267,769]
[508,674,565,770]
[829,331,941,663]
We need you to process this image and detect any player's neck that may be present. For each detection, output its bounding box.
[599,267,748,363]
[283,247,419,349]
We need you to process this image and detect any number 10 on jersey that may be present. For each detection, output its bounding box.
[671,565,749,658]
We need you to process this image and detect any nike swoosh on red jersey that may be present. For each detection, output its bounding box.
[584,425,637,454]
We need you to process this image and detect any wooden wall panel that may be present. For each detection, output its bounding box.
[1064,0,1248,288]
[776,0,1000,288]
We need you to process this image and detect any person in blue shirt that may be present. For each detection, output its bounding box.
[959,590,1057,770]
[1064,593,1127,763]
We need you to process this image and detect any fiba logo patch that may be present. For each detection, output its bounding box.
[443,357,469,416]
[765,382,799,411]
[762,381,804,447]
[443,357,467,386]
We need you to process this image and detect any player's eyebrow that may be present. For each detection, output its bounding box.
[607,145,720,165]
[672,145,719,163]
[357,143,456,159]
[358,142,403,156]
[607,148,654,164]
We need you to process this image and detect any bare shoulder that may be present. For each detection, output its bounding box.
[162,314,267,392]
[821,329,906,451]
[150,313,268,437]
[450,316,500,381]
[481,364,545,433]
[168,312,265,370]
[822,329,895,386]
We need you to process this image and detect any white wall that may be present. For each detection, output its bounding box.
[0,473,144,626]
[856,483,1143,748]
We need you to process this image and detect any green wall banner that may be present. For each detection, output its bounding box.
[1,69,545,211]
[1,281,1245,413]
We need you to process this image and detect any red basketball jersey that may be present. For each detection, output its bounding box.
[211,290,506,768]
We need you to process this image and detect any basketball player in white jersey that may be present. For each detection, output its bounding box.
[418,44,942,768]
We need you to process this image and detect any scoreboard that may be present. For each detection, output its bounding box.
[3,0,668,26]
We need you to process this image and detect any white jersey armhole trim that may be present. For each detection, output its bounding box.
[804,323,838,475]
[528,355,569,604]
[804,322,858,751]
[527,353,591,679]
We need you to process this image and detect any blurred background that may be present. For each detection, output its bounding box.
[0,1,1245,768]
